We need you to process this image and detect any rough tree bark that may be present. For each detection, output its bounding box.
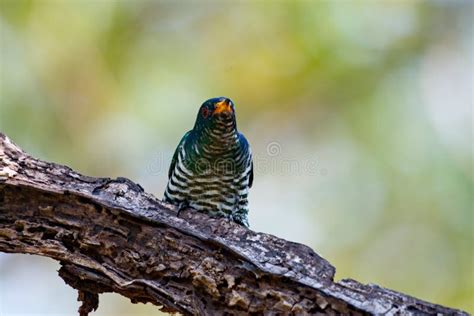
[0,133,468,316]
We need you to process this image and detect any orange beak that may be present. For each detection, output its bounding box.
[213,99,233,115]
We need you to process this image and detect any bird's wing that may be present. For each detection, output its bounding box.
[168,131,192,179]
[249,160,254,188]
[239,133,254,188]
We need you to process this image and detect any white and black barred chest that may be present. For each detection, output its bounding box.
[164,127,252,226]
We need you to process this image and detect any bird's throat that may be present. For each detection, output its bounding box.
[198,124,238,156]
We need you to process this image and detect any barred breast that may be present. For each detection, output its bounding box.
[164,138,252,225]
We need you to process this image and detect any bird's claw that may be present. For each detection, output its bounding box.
[176,201,189,218]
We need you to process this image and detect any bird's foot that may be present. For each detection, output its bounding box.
[232,213,250,228]
[176,201,190,218]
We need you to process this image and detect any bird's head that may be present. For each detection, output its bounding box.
[194,97,237,134]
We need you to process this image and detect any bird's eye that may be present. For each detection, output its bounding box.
[201,107,210,118]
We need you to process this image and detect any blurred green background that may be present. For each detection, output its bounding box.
[0,0,472,315]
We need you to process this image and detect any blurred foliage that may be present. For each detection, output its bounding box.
[0,0,473,315]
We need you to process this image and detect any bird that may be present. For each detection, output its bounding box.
[163,97,253,227]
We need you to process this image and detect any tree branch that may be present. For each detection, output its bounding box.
[0,132,467,315]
